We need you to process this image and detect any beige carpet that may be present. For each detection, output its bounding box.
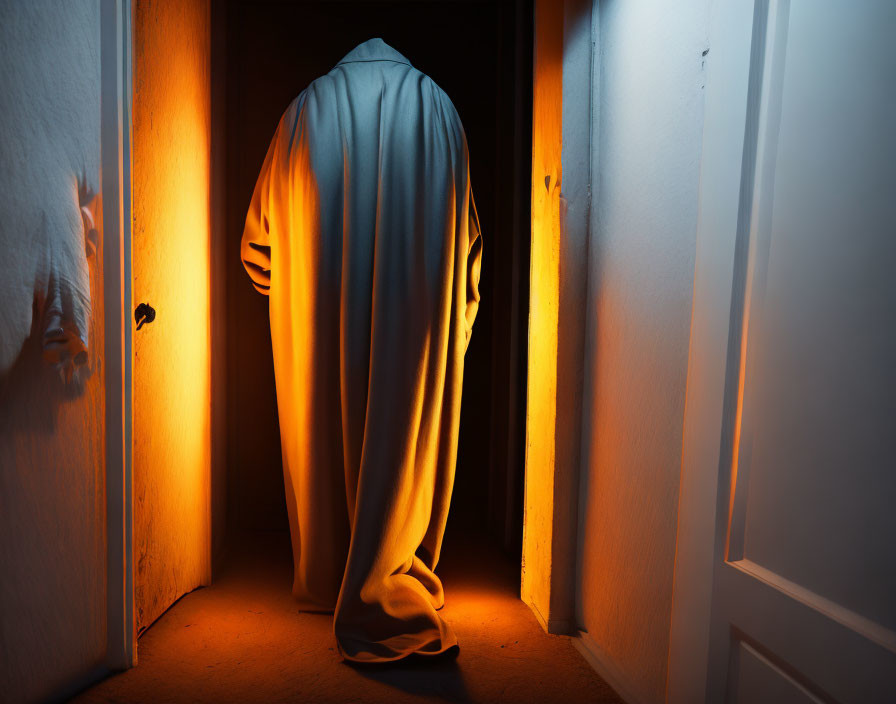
[74,530,622,703]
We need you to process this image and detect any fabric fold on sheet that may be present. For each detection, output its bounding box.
[241,38,481,663]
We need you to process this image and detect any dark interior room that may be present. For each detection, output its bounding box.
[222,0,531,558]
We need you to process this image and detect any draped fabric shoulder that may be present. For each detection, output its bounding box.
[241,38,482,663]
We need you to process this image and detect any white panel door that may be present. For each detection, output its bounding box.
[669,1,896,702]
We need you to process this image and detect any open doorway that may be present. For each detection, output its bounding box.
[109,4,629,701]
[218,0,533,573]
[129,0,533,642]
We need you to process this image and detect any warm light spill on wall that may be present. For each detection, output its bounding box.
[132,0,212,633]
[522,0,563,626]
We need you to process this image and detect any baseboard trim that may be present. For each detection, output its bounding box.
[549,617,571,634]
[48,664,111,704]
[572,630,648,704]
[524,597,549,631]
[523,597,572,635]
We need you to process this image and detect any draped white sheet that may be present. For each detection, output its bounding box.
[241,38,482,663]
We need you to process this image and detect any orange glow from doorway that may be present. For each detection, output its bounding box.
[522,0,564,625]
[132,0,212,633]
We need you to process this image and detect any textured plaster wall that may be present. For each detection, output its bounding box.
[0,2,106,702]
[576,1,711,702]
[132,0,212,633]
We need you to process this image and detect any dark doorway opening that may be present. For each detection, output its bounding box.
[217,0,532,568]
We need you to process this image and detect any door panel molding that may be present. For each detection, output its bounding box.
[669,1,896,702]
[727,560,896,657]
[723,0,790,567]
[728,637,829,704]
[665,0,763,698]
[719,562,895,703]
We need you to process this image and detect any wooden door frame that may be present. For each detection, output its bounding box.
[521,0,592,636]
[101,0,135,672]
[665,1,768,701]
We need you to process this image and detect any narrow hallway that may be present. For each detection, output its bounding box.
[74,531,621,704]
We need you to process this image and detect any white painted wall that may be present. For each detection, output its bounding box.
[0,1,108,702]
[575,1,711,702]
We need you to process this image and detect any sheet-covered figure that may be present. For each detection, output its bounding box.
[241,38,482,663]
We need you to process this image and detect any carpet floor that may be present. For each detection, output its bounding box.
[73,530,622,703]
